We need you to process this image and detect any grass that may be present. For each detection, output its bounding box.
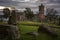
[18,25,38,40]
[0,21,7,24]
[17,23,60,40]
[18,21,60,27]
[19,25,38,34]
[0,21,60,40]
[17,21,43,26]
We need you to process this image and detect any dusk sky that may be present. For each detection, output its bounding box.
[0,0,60,14]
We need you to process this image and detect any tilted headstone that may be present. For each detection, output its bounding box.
[0,25,20,40]
[8,10,17,25]
[38,25,57,38]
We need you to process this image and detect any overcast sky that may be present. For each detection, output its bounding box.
[0,0,60,14]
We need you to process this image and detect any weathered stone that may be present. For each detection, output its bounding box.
[0,25,9,39]
[26,31,38,36]
[9,25,20,40]
[38,25,57,38]
[38,25,48,33]
[8,10,17,25]
[0,25,20,40]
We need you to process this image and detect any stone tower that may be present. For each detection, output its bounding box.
[38,4,45,21]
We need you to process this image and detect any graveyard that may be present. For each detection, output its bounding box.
[0,1,60,40]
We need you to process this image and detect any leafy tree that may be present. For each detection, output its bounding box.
[3,8,10,18]
[46,8,58,24]
[24,8,34,21]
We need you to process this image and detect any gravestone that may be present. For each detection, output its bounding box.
[8,10,17,25]
[0,25,20,40]
[38,25,57,38]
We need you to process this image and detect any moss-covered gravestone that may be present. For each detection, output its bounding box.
[38,25,57,38]
[8,9,17,25]
[2,7,20,40]
[0,25,20,40]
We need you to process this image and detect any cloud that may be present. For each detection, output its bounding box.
[49,0,60,3]
[13,0,38,3]
[0,0,19,7]
[0,0,60,14]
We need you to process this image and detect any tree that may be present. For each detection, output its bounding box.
[24,8,34,21]
[3,8,10,18]
[46,8,58,24]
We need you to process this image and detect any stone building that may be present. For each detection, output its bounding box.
[16,12,26,21]
[16,4,45,21]
[38,4,45,21]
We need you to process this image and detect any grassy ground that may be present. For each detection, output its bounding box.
[17,21,60,27]
[17,21,60,40]
[0,21,60,40]
[17,25,60,40]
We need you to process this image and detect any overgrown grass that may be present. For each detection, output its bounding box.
[0,21,7,24]
[0,21,60,40]
[18,25,38,40]
[17,23,60,40]
[19,25,38,34]
[17,21,42,26]
[17,21,60,27]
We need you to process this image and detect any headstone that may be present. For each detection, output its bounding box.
[8,10,17,25]
[38,25,48,33]
[0,25,20,40]
[38,25,57,38]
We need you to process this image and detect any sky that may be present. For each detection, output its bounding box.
[0,0,60,14]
